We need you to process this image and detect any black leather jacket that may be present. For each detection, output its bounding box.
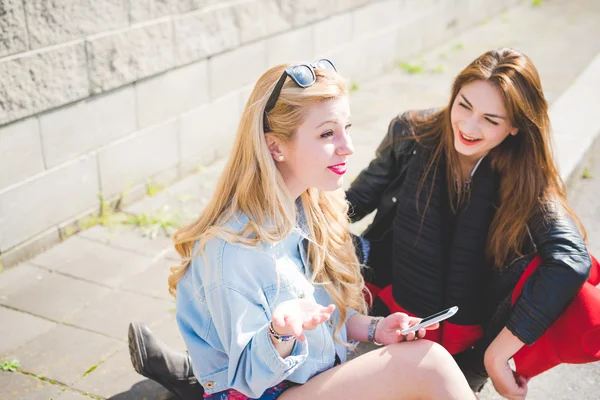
[346,111,592,346]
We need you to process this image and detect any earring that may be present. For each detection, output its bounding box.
[278,155,284,161]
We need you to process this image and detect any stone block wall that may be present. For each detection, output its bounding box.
[0,0,521,266]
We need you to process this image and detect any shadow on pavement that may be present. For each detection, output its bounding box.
[108,378,175,400]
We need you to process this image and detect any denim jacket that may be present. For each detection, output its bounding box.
[175,213,360,397]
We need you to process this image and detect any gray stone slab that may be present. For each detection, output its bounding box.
[173,6,240,65]
[124,188,205,223]
[550,53,600,182]
[0,195,4,252]
[313,13,353,58]
[351,0,405,39]
[234,0,291,44]
[0,307,56,356]
[0,266,110,322]
[192,0,223,8]
[334,0,370,13]
[421,6,454,50]
[165,158,227,203]
[98,119,180,198]
[163,247,179,262]
[418,1,600,104]
[179,90,241,164]
[129,0,195,23]
[120,257,176,301]
[0,324,124,386]
[29,236,155,288]
[238,84,253,114]
[0,0,29,57]
[569,144,600,257]
[78,225,174,260]
[0,117,45,191]
[64,289,174,340]
[0,42,89,126]
[328,27,396,84]
[0,227,61,270]
[364,26,402,78]
[24,0,128,49]
[277,0,337,27]
[0,263,47,299]
[0,155,99,251]
[52,389,98,400]
[207,40,267,99]
[136,61,210,129]
[72,346,171,399]
[391,13,426,63]
[125,157,226,221]
[325,36,371,84]
[87,20,174,94]
[266,25,315,67]
[39,85,137,168]
[151,317,187,352]
[0,371,63,399]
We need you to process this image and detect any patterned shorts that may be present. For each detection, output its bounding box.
[203,381,294,400]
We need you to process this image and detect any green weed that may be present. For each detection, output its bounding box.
[0,360,20,372]
[399,62,425,74]
[146,181,165,197]
[582,167,593,179]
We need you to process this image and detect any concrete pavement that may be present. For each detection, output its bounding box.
[2,0,600,398]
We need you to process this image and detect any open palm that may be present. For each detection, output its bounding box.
[271,299,336,342]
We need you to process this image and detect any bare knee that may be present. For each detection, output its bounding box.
[385,339,449,365]
[415,342,473,399]
[382,340,452,378]
[420,340,456,366]
[385,341,471,399]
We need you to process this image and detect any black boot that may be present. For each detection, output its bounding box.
[128,322,204,400]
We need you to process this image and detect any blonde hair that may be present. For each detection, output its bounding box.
[168,64,367,341]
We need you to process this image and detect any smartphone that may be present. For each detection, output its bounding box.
[400,306,459,335]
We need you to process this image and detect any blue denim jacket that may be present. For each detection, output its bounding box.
[176,213,360,397]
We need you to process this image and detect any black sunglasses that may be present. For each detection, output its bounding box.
[263,59,337,132]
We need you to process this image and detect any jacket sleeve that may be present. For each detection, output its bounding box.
[506,203,591,345]
[204,284,309,397]
[345,113,411,222]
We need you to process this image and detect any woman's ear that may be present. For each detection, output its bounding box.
[510,127,519,136]
[265,134,285,162]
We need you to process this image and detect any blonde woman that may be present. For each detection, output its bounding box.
[157,60,475,400]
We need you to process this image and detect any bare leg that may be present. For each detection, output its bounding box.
[280,340,475,400]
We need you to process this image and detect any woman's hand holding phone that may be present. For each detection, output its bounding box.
[375,313,440,344]
[376,306,459,344]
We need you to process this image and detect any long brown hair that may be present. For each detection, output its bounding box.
[412,48,585,269]
[168,65,367,341]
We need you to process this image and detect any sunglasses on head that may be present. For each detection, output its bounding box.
[263,58,337,132]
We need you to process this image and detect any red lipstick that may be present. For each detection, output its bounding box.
[328,163,347,175]
[458,129,482,146]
